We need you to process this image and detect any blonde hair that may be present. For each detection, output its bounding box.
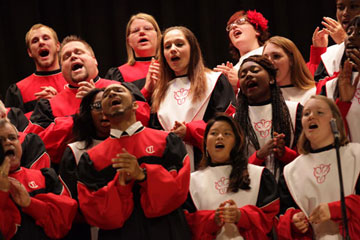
[264,36,315,90]
[297,95,348,154]
[151,26,208,112]
[25,24,59,49]
[125,13,161,65]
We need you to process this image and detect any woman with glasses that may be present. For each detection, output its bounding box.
[214,10,270,92]
[59,88,109,240]
[105,13,161,94]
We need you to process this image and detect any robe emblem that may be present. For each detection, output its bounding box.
[173,88,189,105]
[215,176,229,194]
[354,88,360,104]
[253,119,272,138]
[28,181,39,189]
[145,145,155,154]
[313,164,331,184]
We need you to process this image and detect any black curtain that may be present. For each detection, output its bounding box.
[0,0,334,100]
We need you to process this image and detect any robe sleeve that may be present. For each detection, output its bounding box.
[20,133,51,170]
[236,168,279,238]
[0,190,21,240]
[5,84,26,113]
[277,174,313,239]
[20,168,77,239]
[6,107,29,131]
[138,133,190,218]
[76,152,134,230]
[306,46,327,76]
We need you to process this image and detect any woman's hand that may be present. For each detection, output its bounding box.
[292,211,309,233]
[144,58,161,93]
[312,27,329,48]
[214,61,238,92]
[170,121,186,139]
[322,17,347,44]
[309,203,331,224]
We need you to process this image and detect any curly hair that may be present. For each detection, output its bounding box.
[199,114,251,192]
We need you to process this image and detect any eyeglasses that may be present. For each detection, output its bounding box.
[226,18,248,32]
[90,101,102,111]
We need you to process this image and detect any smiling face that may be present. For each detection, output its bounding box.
[302,98,334,150]
[90,91,110,138]
[101,84,136,118]
[206,121,235,164]
[336,0,360,30]
[0,122,22,172]
[127,18,158,58]
[239,61,273,104]
[60,41,98,86]
[163,29,191,76]
[263,43,292,86]
[27,27,60,71]
[228,17,260,56]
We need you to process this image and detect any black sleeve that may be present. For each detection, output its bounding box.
[182,193,197,213]
[40,167,64,195]
[278,173,299,215]
[20,133,48,169]
[7,107,29,132]
[292,103,303,149]
[59,146,79,200]
[30,99,55,129]
[76,152,117,191]
[105,67,125,82]
[5,84,25,112]
[256,168,279,208]
[203,74,236,122]
[314,61,329,82]
[162,132,187,172]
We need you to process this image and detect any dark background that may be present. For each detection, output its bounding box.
[0,0,334,100]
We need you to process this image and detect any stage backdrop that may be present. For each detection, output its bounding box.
[0,0,334,100]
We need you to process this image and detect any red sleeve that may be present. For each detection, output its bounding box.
[278,147,299,165]
[138,156,190,218]
[140,87,151,102]
[135,101,150,127]
[21,192,77,239]
[77,172,135,230]
[183,120,206,149]
[335,98,352,135]
[277,208,313,240]
[237,200,279,238]
[328,194,360,238]
[185,210,220,240]
[36,117,74,164]
[248,151,265,166]
[0,190,21,240]
[23,120,45,135]
[306,46,327,76]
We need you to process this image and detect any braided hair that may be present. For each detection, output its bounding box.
[235,55,294,165]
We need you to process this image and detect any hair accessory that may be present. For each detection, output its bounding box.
[246,10,268,31]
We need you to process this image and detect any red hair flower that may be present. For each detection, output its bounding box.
[246,10,268,31]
